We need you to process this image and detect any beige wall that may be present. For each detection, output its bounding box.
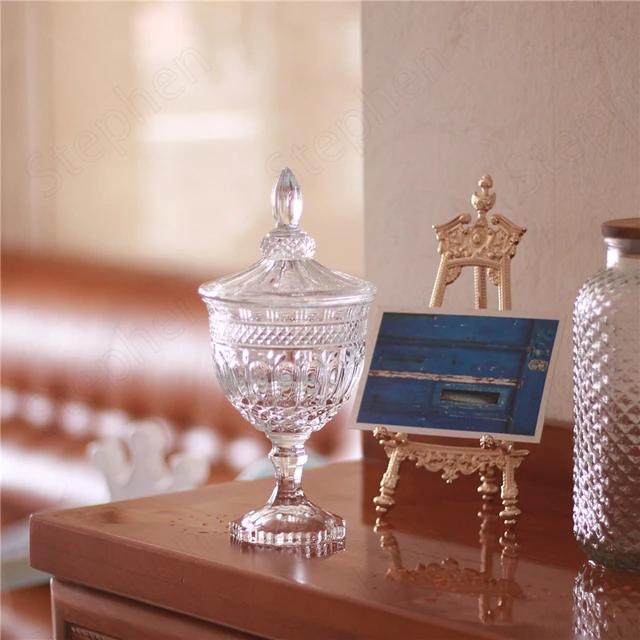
[362,2,639,422]
[3,2,364,278]
[2,2,56,249]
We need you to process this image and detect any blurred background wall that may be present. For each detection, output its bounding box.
[362,2,639,423]
[2,1,364,277]
[3,1,639,424]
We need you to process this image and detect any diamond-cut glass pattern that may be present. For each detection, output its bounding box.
[574,562,640,638]
[573,255,640,570]
[259,230,316,260]
[207,303,369,348]
[211,318,366,348]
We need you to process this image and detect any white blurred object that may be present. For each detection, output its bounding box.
[2,444,109,505]
[3,422,210,591]
[225,437,268,473]
[88,422,209,501]
[60,401,93,436]
[23,393,55,428]
[181,426,224,465]
[1,387,19,420]
[94,408,132,439]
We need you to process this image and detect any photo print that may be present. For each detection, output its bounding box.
[354,310,562,443]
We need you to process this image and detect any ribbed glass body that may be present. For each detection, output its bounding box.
[573,235,640,570]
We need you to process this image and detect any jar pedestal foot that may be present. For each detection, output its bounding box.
[229,499,346,549]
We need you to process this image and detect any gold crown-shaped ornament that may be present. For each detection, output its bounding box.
[429,175,526,310]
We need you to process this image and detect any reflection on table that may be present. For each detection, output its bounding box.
[374,487,523,626]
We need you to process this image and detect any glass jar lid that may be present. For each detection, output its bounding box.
[199,168,376,308]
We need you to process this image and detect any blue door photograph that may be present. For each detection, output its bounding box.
[356,312,560,441]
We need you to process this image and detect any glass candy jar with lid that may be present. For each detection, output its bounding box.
[199,168,375,552]
[573,217,640,570]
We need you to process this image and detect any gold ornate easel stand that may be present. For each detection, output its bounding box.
[374,175,529,526]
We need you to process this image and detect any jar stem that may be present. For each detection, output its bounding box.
[267,433,309,506]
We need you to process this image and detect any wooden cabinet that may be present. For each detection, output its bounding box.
[52,579,252,640]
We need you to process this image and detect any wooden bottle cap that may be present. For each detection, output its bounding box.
[601,217,640,240]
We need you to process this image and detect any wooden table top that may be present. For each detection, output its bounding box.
[30,426,639,639]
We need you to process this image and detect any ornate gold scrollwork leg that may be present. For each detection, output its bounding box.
[499,455,521,523]
[478,464,499,502]
[497,524,519,622]
[474,266,488,309]
[478,467,499,624]
[377,527,403,580]
[429,257,448,308]
[374,447,404,517]
[498,256,512,310]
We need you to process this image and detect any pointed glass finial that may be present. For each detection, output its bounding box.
[271,168,303,227]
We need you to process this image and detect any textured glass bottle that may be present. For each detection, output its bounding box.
[199,168,375,552]
[573,218,640,571]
